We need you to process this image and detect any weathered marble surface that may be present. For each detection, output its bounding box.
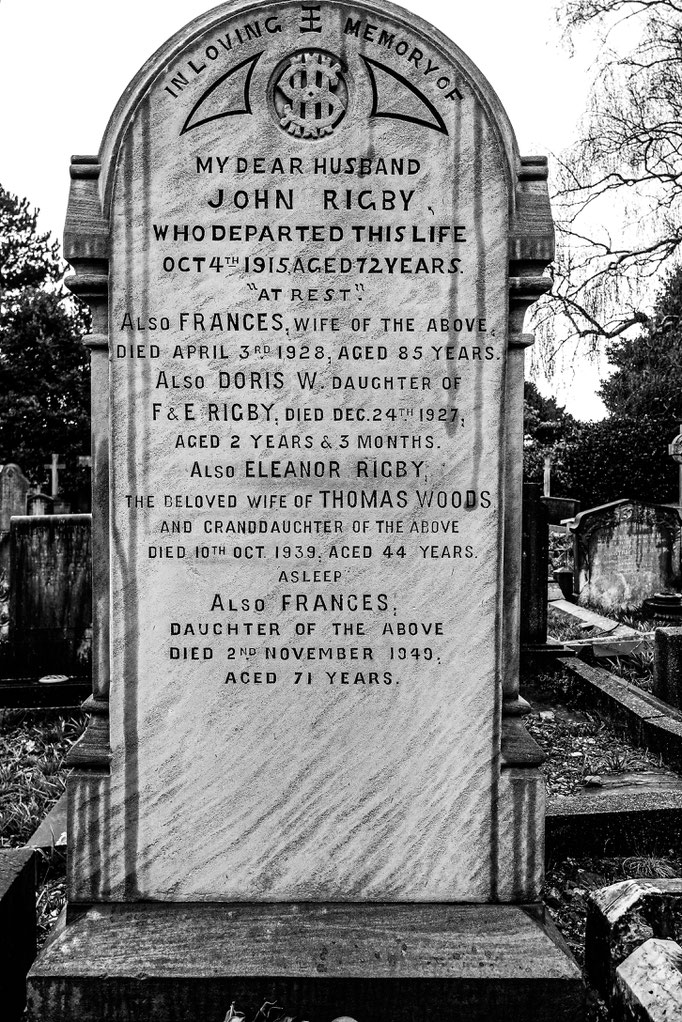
[616,938,682,1022]
[65,0,552,903]
[586,877,682,1006]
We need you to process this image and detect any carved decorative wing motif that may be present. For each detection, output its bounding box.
[180,52,262,135]
[361,55,448,136]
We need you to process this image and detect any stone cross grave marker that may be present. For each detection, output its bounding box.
[43,454,65,498]
[28,3,584,1020]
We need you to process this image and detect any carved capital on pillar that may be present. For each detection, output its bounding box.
[64,156,109,333]
[509,156,554,335]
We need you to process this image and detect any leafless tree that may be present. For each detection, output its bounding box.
[538,0,682,351]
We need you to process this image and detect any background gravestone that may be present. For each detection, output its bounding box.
[570,499,682,613]
[28,2,583,1019]
[0,464,30,571]
[543,496,580,526]
[8,515,92,677]
[0,464,30,534]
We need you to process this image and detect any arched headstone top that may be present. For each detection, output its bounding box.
[97,0,522,213]
[65,0,553,338]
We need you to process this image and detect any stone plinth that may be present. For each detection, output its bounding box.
[28,903,584,1022]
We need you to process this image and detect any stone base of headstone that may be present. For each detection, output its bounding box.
[28,902,584,1022]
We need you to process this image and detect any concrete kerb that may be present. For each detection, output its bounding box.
[557,657,682,773]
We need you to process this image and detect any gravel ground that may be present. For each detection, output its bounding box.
[523,666,664,797]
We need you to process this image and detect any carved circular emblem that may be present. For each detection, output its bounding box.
[271,50,348,139]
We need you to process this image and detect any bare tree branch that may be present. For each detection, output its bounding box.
[538,1,682,357]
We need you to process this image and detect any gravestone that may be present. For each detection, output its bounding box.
[0,464,30,571]
[28,1,583,1019]
[521,482,549,645]
[542,495,580,526]
[0,464,30,534]
[8,515,92,677]
[570,500,682,613]
[27,493,53,516]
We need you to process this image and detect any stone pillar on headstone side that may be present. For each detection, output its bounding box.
[502,157,553,716]
[61,156,111,796]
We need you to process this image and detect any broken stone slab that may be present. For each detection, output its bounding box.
[614,938,682,1022]
[0,848,37,1022]
[585,878,682,1005]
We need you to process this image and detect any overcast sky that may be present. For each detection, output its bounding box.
[0,0,608,417]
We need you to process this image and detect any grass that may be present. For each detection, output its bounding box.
[547,604,657,693]
[547,605,605,643]
[526,705,663,797]
[35,851,68,946]
[0,707,86,947]
[596,611,656,692]
[0,708,85,849]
